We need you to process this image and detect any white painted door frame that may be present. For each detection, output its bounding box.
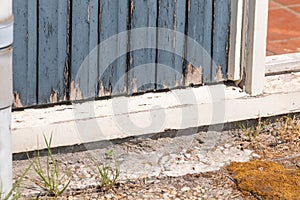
[227,0,243,81]
[0,0,13,196]
[228,0,269,96]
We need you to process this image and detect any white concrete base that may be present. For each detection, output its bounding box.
[12,72,300,153]
[0,107,12,195]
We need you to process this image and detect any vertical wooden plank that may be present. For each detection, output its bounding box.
[186,0,213,84]
[88,0,99,99]
[212,0,230,82]
[12,0,37,107]
[38,0,69,104]
[98,0,128,97]
[128,0,157,94]
[156,0,186,89]
[71,0,99,100]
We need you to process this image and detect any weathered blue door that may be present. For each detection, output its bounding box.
[13,0,230,108]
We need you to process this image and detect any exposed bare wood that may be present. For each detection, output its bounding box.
[98,81,111,97]
[13,92,23,108]
[70,80,83,101]
[185,64,202,85]
[214,65,225,82]
[50,91,58,104]
[131,77,138,93]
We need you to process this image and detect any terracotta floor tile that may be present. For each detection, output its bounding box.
[274,0,300,6]
[267,0,300,55]
[267,39,300,55]
[290,6,300,13]
[269,1,280,10]
[267,8,300,41]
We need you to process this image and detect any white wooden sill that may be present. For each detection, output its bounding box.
[12,65,300,153]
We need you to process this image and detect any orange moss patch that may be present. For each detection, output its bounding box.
[227,160,300,200]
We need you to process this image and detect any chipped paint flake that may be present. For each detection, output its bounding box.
[186,63,203,85]
[132,77,138,93]
[87,2,90,24]
[13,92,23,108]
[130,1,135,16]
[70,80,83,101]
[50,91,58,103]
[214,65,225,82]
[130,55,133,65]
[98,81,112,97]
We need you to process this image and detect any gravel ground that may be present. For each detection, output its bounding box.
[12,115,300,199]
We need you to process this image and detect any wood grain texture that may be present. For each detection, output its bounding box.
[128,0,157,94]
[212,0,230,81]
[185,0,213,84]
[156,0,186,89]
[98,0,129,97]
[12,0,231,107]
[70,0,99,100]
[13,0,37,107]
[38,0,69,104]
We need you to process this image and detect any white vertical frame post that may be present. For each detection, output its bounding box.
[244,0,269,95]
[0,0,13,196]
[227,0,244,81]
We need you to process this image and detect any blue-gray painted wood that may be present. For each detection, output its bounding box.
[212,0,230,81]
[13,0,231,107]
[13,0,37,107]
[186,0,213,83]
[128,0,157,94]
[71,0,99,100]
[156,0,186,89]
[98,0,129,96]
[38,0,69,104]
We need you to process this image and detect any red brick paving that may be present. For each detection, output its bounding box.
[267,0,300,55]
[290,6,300,13]
[273,0,300,6]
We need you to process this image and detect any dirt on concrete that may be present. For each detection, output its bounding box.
[12,114,300,199]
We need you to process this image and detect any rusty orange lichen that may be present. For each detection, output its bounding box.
[227,160,300,200]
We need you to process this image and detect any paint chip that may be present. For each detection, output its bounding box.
[13,92,23,108]
[214,65,225,82]
[186,63,203,85]
[70,81,83,101]
[98,81,112,97]
[50,91,58,103]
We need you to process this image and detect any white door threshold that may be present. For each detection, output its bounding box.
[12,72,300,153]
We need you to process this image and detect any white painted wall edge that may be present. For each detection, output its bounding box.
[0,107,12,193]
[12,72,300,153]
[0,0,13,195]
[0,48,13,109]
[0,0,12,19]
